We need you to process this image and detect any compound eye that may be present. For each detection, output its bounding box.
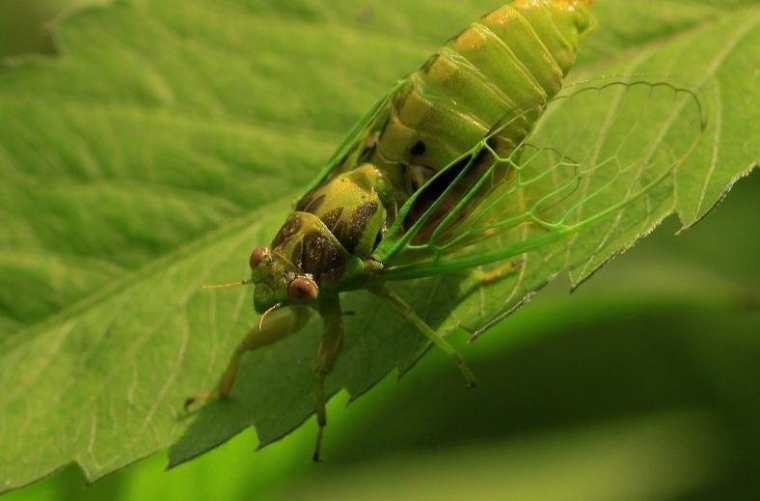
[249,247,271,270]
[288,276,319,303]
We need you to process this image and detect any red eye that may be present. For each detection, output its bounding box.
[288,276,319,303]
[249,247,271,270]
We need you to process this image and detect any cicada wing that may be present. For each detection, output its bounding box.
[379,79,705,285]
[302,80,406,196]
[370,104,538,265]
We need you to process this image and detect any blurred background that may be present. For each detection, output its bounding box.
[2,1,758,500]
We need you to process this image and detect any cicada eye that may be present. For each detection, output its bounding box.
[288,276,319,303]
[249,246,271,270]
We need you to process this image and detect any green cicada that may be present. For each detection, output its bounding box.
[186,0,701,459]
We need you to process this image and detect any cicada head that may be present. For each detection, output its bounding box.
[248,244,319,314]
[249,212,352,314]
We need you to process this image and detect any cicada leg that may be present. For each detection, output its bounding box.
[373,286,478,388]
[478,258,522,285]
[184,306,311,409]
[313,293,344,462]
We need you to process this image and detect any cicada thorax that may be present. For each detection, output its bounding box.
[295,164,392,260]
[368,0,593,240]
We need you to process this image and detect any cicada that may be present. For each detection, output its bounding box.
[186,0,636,459]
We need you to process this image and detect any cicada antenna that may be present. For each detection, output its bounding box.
[202,279,254,290]
[259,303,282,331]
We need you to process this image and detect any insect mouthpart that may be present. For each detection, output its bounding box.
[253,283,277,313]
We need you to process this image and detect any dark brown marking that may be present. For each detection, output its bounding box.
[296,194,312,212]
[320,207,344,232]
[330,220,352,254]
[332,220,348,241]
[343,202,379,254]
[297,193,326,213]
[421,53,441,73]
[290,239,304,269]
[410,140,427,156]
[271,215,302,249]
[301,231,346,284]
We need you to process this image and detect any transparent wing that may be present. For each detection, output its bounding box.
[377,80,705,280]
[301,80,405,195]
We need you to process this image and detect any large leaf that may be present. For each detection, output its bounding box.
[0,0,758,493]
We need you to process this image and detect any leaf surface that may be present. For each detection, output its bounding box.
[0,0,757,492]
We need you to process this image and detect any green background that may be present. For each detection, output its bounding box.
[1,1,758,500]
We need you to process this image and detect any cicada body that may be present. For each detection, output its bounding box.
[269,0,595,306]
[189,0,597,460]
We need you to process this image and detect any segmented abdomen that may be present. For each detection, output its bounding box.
[371,0,593,193]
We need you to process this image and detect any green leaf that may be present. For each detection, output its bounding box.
[0,0,757,493]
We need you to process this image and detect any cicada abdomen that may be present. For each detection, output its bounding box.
[369,0,594,239]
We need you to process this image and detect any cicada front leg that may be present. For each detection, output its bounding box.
[312,293,344,462]
[184,306,311,409]
[478,258,523,285]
